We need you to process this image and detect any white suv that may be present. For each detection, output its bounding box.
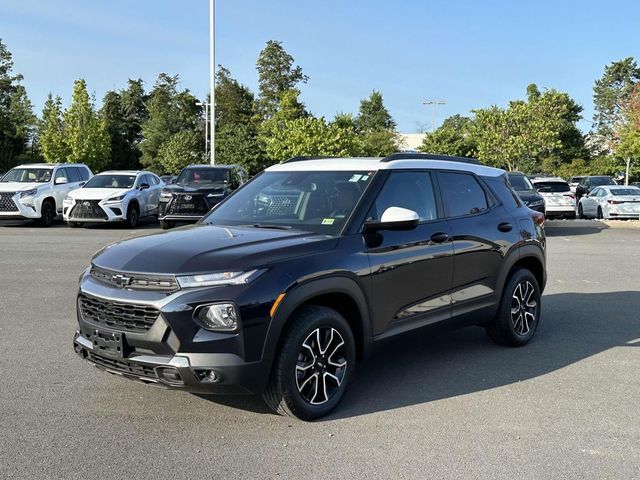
[0,163,92,226]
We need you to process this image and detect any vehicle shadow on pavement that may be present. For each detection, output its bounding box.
[545,220,609,237]
[327,291,639,420]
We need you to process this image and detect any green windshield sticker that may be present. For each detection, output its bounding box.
[321,218,335,225]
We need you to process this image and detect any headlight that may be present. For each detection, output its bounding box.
[19,189,37,198]
[207,193,224,198]
[160,191,173,199]
[64,195,74,202]
[527,200,544,207]
[194,303,238,331]
[176,269,264,288]
[105,194,125,203]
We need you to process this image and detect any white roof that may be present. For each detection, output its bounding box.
[266,157,504,177]
[95,170,142,176]
[602,184,640,190]
[532,177,567,183]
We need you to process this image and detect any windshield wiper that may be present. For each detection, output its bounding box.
[247,223,293,230]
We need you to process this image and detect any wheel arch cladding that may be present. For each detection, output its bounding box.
[500,245,545,294]
[265,276,373,365]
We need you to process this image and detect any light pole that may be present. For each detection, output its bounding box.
[209,0,215,164]
[422,100,446,132]
[196,101,209,159]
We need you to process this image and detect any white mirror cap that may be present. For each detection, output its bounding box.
[380,206,419,223]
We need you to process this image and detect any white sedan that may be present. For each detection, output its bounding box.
[577,185,640,220]
[63,170,164,227]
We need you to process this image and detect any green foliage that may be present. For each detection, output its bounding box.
[39,94,68,163]
[419,114,476,157]
[64,79,110,171]
[216,123,266,175]
[215,65,255,126]
[555,158,589,179]
[140,74,201,173]
[356,90,396,132]
[0,39,36,171]
[157,129,203,174]
[256,40,308,118]
[261,116,363,163]
[593,57,640,149]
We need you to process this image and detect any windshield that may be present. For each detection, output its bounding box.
[84,174,136,189]
[569,177,585,183]
[177,168,229,186]
[611,188,640,196]
[507,174,534,191]
[201,170,374,234]
[534,181,570,193]
[591,177,616,187]
[1,168,52,183]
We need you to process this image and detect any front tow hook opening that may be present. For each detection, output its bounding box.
[155,366,185,386]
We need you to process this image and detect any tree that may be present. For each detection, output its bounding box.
[64,79,110,171]
[101,79,147,170]
[0,39,36,171]
[593,57,640,151]
[39,94,68,163]
[614,85,640,182]
[140,74,201,173]
[419,114,476,157]
[215,65,255,126]
[355,90,398,156]
[157,129,203,174]
[256,40,308,118]
[216,123,266,175]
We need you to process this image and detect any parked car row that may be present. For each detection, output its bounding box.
[0,162,247,228]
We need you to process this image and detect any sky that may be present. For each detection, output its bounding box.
[2,0,640,133]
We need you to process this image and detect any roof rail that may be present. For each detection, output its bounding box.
[381,152,480,165]
[283,155,336,163]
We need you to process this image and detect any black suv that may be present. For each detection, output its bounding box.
[575,175,617,200]
[507,172,546,215]
[73,154,546,420]
[158,164,246,229]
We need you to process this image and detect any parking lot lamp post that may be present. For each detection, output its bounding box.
[210,0,215,165]
[422,100,446,132]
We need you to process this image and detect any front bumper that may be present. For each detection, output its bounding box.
[0,193,41,219]
[63,199,125,223]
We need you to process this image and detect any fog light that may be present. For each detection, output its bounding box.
[194,369,220,383]
[195,303,238,332]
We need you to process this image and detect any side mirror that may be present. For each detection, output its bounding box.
[54,177,68,185]
[170,178,177,184]
[139,183,150,190]
[363,207,420,233]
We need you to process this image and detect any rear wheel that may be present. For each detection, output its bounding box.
[160,220,175,230]
[577,204,584,219]
[486,268,541,347]
[38,200,55,227]
[126,203,139,228]
[597,206,603,220]
[263,305,356,421]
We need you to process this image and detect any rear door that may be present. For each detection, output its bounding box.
[146,174,161,215]
[366,170,454,336]
[436,171,520,321]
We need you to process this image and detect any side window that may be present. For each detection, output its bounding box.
[369,171,438,222]
[438,172,489,217]
[597,189,606,197]
[79,167,91,181]
[149,174,159,186]
[66,167,81,182]
[54,167,68,183]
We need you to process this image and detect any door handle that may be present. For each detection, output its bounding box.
[430,232,449,243]
[497,222,513,232]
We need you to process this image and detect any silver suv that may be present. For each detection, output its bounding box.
[0,163,92,226]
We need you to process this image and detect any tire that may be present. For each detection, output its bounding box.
[485,268,541,347]
[68,222,81,228]
[577,204,584,219]
[126,203,139,228]
[263,305,356,421]
[38,200,55,227]
[597,206,603,220]
[160,220,175,230]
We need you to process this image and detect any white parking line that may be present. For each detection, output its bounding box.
[627,338,640,345]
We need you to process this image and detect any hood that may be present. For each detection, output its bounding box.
[0,182,45,192]
[93,224,338,275]
[515,190,544,204]
[69,187,130,201]
[163,183,227,194]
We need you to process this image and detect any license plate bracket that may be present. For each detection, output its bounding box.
[92,329,125,358]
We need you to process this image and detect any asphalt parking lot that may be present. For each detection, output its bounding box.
[1,220,639,479]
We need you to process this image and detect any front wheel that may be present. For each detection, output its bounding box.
[38,201,55,227]
[597,206,603,220]
[68,222,81,228]
[486,268,541,347]
[126,204,139,228]
[577,204,584,219]
[263,305,356,421]
[159,220,174,230]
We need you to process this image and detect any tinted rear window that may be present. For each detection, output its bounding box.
[611,188,640,196]
[534,181,570,192]
[438,172,489,217]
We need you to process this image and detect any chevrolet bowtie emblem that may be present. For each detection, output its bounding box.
[111,274,132,287]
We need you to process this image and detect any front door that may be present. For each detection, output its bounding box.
[366,170,454,337]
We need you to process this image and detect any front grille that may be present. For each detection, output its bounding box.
[90,266,179,292]
[78,293,160,332]
[0,192,18,212]
[167,193,210,216]
[87,351,157,380]
[69,200,108,219]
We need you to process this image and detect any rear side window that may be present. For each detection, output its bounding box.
[66,167,81,182]
[438,172,489,217]
[485,175,521,209]
[369,171,438,222]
